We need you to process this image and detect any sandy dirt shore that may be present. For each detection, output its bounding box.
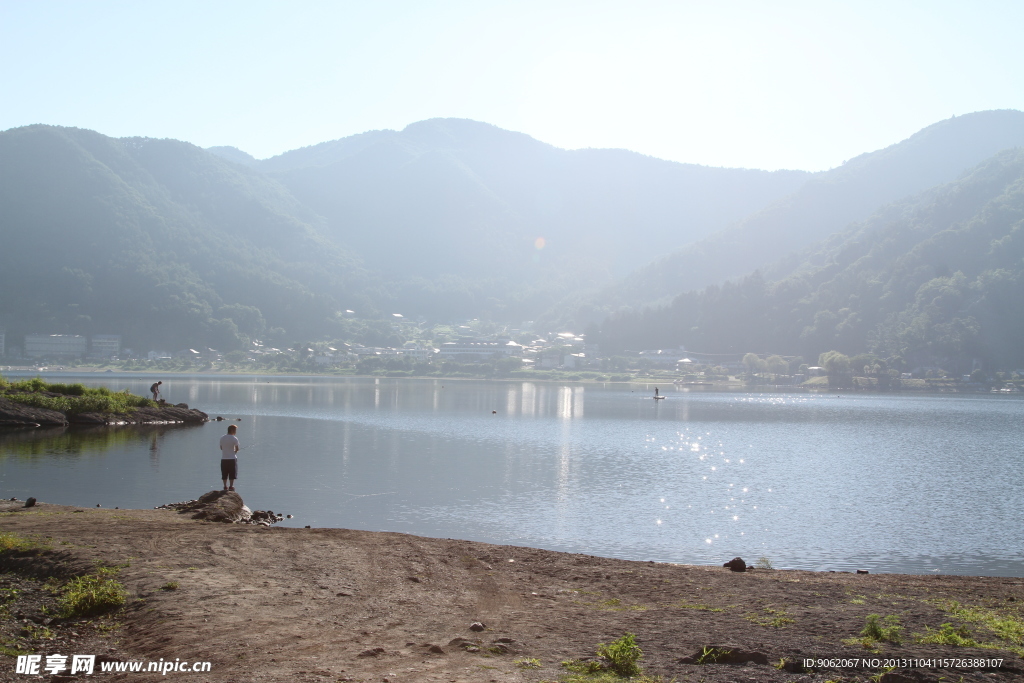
[1,500,1022,683]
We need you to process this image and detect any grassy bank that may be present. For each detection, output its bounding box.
[0,375,156,415]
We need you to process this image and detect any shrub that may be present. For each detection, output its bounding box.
[10,377,47,392]
[42,382,88,396]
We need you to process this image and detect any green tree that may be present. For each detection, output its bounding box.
[766,355,788,379]
[743,353,763,379]
[819,350,851,388]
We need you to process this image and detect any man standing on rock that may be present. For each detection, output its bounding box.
[150,380,162,401]
[219,424,240,491]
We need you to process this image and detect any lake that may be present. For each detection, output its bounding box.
[1,374,1021,577]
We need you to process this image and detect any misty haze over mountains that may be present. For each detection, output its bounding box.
[2,110,1024,369]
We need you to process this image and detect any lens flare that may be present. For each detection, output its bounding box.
[534,237,546,250]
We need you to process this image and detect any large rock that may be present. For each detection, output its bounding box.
[0,396,67,427]
[180,490,251,523]
[69,405,208,425]
[723,557,747,572]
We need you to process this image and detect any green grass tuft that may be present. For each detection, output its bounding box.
[0,532,44,552]
[917,622,977,647]
[695,646,731,664]
[861,614,902,644]
[596,632,643,677]
[56,568,127,618]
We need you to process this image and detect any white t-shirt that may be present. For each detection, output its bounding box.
[219,434,240,460]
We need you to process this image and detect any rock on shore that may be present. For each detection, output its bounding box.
[0,395,67,427]
[0,396,208,428]
[156,491,284,525]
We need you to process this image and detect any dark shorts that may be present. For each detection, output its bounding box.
[220,459,238,480]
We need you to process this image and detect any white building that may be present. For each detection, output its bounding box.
[438,339,522,362]
[401,342,431,362]
[24,334,88,359]
[89,334,122,359]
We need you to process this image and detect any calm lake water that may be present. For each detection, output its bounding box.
[1,374,1022,577]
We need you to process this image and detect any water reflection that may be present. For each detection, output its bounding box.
[0,423,201,462]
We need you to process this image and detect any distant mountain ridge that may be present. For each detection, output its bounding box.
[601,109,1024,313]
[218,118,812,322]
[599,146,1024,371]
[254,118,810,278]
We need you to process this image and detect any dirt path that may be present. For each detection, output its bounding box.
[1,501,1022,682]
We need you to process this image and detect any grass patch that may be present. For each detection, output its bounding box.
[2,376,155,415]
[754,556,774,570]
[23,624,55,640]
[859,614,902,644]
[0,643,31,657]
[745,606,794,627]
[160,581,179,591]
[916,622,977,647]
[0,532,44,552]
[56,568,126,618]
[515,657,542,668]
[596,632,643,677]
[5,389,155,415]
[925,599,1024,655]
[559,633,652,681]
[597,598,647,611]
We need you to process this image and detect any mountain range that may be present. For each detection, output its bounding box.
[2,110,1024,365]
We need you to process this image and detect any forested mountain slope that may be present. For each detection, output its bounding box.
[258,118,809,278]
[599,148,1024,373]
[249,118,809,319]
[0,125,366,351]
[603,110,1024,313]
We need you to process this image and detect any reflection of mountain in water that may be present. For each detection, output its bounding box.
[0,423,205,460]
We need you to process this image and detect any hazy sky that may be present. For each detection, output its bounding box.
[2,0,1021,171]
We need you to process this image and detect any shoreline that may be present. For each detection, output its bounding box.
[0,366,1004,395]
[1,500,1022,682]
